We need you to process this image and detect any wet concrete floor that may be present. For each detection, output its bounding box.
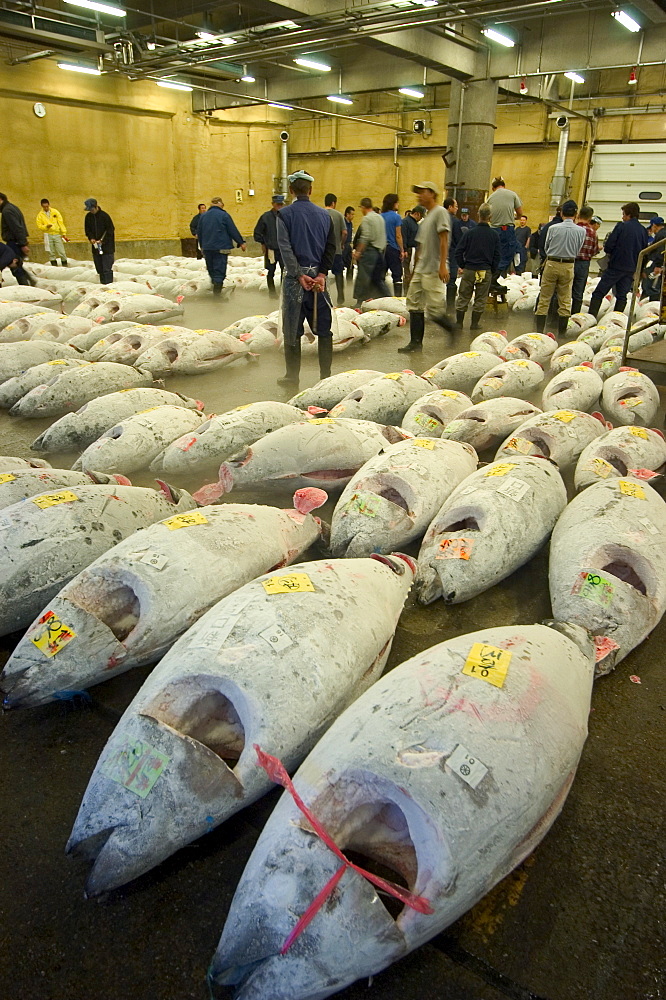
[0,284,664,1000]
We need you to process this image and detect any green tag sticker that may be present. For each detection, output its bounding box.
[101,739,170,798]
[344,491,382,517]
[573,570,614,607]
[414,412,439,430]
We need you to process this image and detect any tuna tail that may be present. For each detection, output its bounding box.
[192,464,234,504]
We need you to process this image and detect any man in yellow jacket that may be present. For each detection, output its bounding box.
[36,198,68,266]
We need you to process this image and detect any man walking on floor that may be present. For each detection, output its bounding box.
[443,196,462,313]
[276,170,336,389]
[198,197,246,296]
[486,176,523,292]
[455,203,500,329]
[0,192,34,285]
[189,202,207,259]
[515,215,531,274]
[36,199,68,266]
[588,203,649,317]
[254,194,285,299]
[84,198,115,285]
[571,205,599,315]
[401,206,423,288]
[353,197,389,305]
[535,199,584,335]
[380,194,406,297]
[398,180,455,353]
[324,193,347,306]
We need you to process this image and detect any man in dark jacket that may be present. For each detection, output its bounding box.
[0,240,19,285]
[588,201,649,316]
[454,203,501,329]
[444,196,462,313]
[0,192,33,285]
[84,198,115,284]
[189,203,206,258]
[401,206,424,287]
[253,194,285,298]
[197,197,246,296]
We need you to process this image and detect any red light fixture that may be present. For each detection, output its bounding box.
[519,76,528,95]
[628,66,638,85]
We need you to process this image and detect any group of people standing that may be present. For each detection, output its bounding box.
[0,193,116,285]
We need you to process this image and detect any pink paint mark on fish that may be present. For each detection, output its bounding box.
[594,635,620,662]
[293,488,328,514]
[629,468,660,480]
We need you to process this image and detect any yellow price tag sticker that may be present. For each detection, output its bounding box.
[591,458,613,479]
[552,411,577,423]
[383,373,403,381]
[485,463,517,477]
[528,334,543,340]
[462,642,511,688]
[437,537,473,560]
[309,418,335,425]
[505,436,533,455]
[618,480,646,499]
[233,403,252,410]
[31,610,77,659]
[463,352,481,357]
[158,326,175,331]
[620,398,643,408]
[0,473,16,483]
[137,407,163,414]
[342,369,360,374]
[46,360,70,366]
[512,360,530,368]
[439,390,461,399]
[629,426,649,439]
[422,369,437,378]
[412,438,436,449]
[163,510,209,530]
[262,572,315,595]
[31,490,79,509]
[608,346,622,353]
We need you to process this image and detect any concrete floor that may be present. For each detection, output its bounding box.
[0,285,664,1000]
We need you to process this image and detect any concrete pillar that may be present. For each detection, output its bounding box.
[446,78,498,220]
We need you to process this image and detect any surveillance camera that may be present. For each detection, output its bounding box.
[413,119,426,134]
[280,130,290,142]
[556,115,569,130]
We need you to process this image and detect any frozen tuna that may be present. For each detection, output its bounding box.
[0,341,81,383]
[550,341,594,374]
[73,292,183,326]
[500,332,557,365]
[0,287,60,307]
[135,329,249,375]
[360,296,408,318]
[151,401,305,477]
[331,438,477,557]
[289,371,383,412]
[469,330,508,355]
[0,455,51,472]
[193,418,411,500]
[4,314,94,343]
[416,455,566,604]
[0,303,55,331]
[65,553,415,893]
[495,409,606,470]
[541,365,603,413]
[422,352,498,393]
[401,389,471,437]
[73,405,206,474]
[592,345,624,379]
[471,359,544,403]
[328,373,435,425]
[89,325,189,363]
[3,496,326,708]
[0,359,91,408]
[439,397,541,453]
[354,310,405,339]
[69,321,143,353]
[31,387,203,454]
[601,369,660,427]
[549,476,666,673]
[10,363,155,418]
[0,483,194,639]
[0,468,129,509]
[209,622,594,1000]
[574,425,666,490]
[0,312,68,343]
[566,313,597,338]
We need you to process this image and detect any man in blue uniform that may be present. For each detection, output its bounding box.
[276,170,336,388]
[197,197,246,296]
[588,202,649,317]
[253,194,285,299]
[189,202,206,259]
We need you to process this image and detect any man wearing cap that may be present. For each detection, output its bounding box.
[198,197,246,296]
[588,202,649,317]
[535,199,585,335]
[276,169,336,388]
[84,198,115,284]
[254,194,285,299]
[515,216,531,274]
[643,216,664,300]
[353,197,390,305]
[571,205,599,315]
[486,176,523,292]
[398,180,454,352]
[459,207,476,233]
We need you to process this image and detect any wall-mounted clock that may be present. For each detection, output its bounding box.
[33,102,46,118]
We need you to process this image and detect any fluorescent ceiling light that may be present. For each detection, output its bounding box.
[269,102,293,109]
[327,94,353,105]
[564,71,585,84]
[157,80,193,91]
[420,0,438,6]
[57,61,101,75]
[254,19,299,32]
[399,87,424,98]
[64,0,125,15]
[196,30,217,41]
[219,37,236,46]
[612,9,641,31]
[241,75,256,83]
[294,57,331,71]
[482,27,515,46]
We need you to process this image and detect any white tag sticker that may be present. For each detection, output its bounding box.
[495,477,530,501]
[447,743,488,789]
[638,516,659,536]
[0,517,11,531]
[258,625,294,652]
[195,610,245,650]
[140,551,168,570]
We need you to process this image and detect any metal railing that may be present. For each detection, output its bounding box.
[622,235,666,366]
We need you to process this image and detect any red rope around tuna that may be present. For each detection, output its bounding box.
[254,745,433,955]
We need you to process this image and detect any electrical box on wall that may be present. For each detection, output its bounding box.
[248,189,255,196]
[235,189,243,202]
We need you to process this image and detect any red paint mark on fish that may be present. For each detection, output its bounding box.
[594,635,620,662]
[293,488,328,514]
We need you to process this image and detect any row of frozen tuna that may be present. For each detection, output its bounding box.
[0,449,662,998]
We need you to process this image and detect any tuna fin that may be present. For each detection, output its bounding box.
[193,464,233,504]
[155,480,182,504]
[293,488,328,514]
[651,427,665,440]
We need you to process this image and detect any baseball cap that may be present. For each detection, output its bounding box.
[561,199,578,215]
[272,194,285,204]
[288,170,314,184]
[84,198,97,211]
[651,216,664,225]
[412,180,440,196]
[460,206,470,213]
[591,215,602,225]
